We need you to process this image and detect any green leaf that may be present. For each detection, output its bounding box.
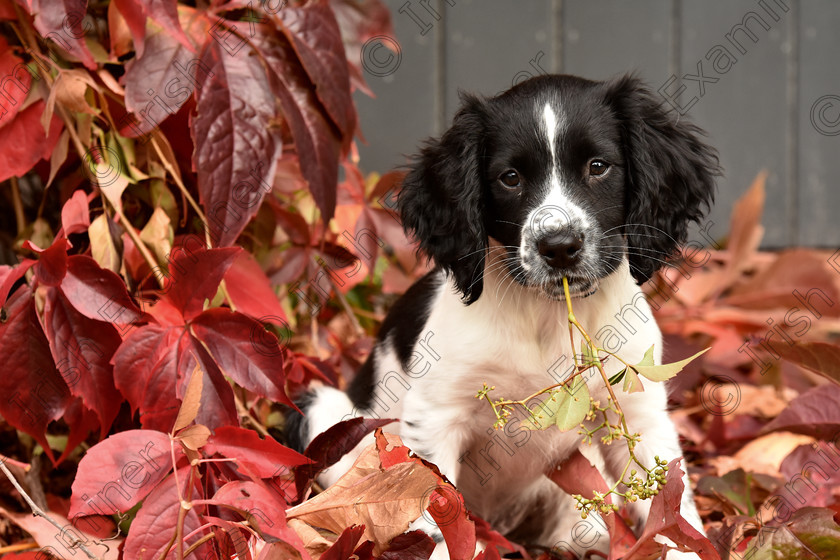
[622,367,644,393]
[521,379,591,432]
[638,344,656,367]
[608,368,626,385]
[553,381,591,432]
[631,347,709,382]
[521,391,560,431]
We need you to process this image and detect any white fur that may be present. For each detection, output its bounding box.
[305,255,702,558]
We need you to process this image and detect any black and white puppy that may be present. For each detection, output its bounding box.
[292,74,719,558]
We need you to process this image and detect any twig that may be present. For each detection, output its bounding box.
[0,459,99,559]
[234,393,271,438]
[0,542,39,554]
[182,533,215,558]
[10,177,25,235]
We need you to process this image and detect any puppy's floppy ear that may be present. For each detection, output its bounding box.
[605,74,721,284]
[398,94,487,304]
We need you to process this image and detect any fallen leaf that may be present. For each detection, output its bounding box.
[287,444,438,554]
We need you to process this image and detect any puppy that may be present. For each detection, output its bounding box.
[289,74,719,558]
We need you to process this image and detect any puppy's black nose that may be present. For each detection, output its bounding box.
[537,232,584,269]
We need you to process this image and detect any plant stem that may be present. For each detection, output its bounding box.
[562,277,630,435]
[0,459,99,559]
[10,177,24,235]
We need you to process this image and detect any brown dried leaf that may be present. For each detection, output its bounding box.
[709,432,814,477]
[173,362,204,433]
[176,424,211,451]
[286,446,438,554]
[287,518,336,558]
[725,171,766,280]
[0,505,120,560]
[89,214,120,272]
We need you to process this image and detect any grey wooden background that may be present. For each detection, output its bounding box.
[353,0,840,248]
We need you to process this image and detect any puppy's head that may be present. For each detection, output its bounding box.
[398,74,720,304]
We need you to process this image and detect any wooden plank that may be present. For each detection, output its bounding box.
[678,0,793,247]
[353,0,440,174]
[563,0,672,83]
[444,0,554,121]
[798,0,840,247]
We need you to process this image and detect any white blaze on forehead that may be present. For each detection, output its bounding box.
[542,102,558,167]
[524,99,591,236]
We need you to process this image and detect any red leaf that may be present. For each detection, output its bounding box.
[30,0,96,69]
[206,425,312,479]
[123,12,210,134]
[59,396,101,464]
[112,0,146,57]
[112,323,187,430]
[210,480,307,548]
[377,530,435,560]
[192,39,282,247]
[779,442,840,507]
[0,1,15,20]
[134,0,194,52]
[285,352,336,396]
[223,251,288,324]
[470,514,528,559]
[23,236,71,287]
[624,459,720,560]
[273,206,312,246]
[764,384,840,439]
[328,0,393,93]
[0,287,70,463]
[43,289,122,436]
[122,467,212,560]
[69,429,174,517]
[112,323,239,431]
[249,27,341,222]
[474,548,502,560]
[547,450,636,559]
[0,38,32,127]
[549,450,612,501]
[162,246,239,320]
[0,260,35,307]
[775,342,840,386]
[189,308,292,406]
[321,525,365,560]
[278,2,355,145]
[61,255,143,327]
[60,190,91,235]
[186,339,241,430]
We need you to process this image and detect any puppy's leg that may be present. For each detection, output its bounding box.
[399,421,481,560]
[596,385,703,559]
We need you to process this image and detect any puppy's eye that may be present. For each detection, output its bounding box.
[589,160,609,177]
[500,170,521,188]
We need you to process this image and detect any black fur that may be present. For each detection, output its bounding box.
[347,271,440,409]
[283,392,315,454]
[604,75,721,283]
[398,95,489,304]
